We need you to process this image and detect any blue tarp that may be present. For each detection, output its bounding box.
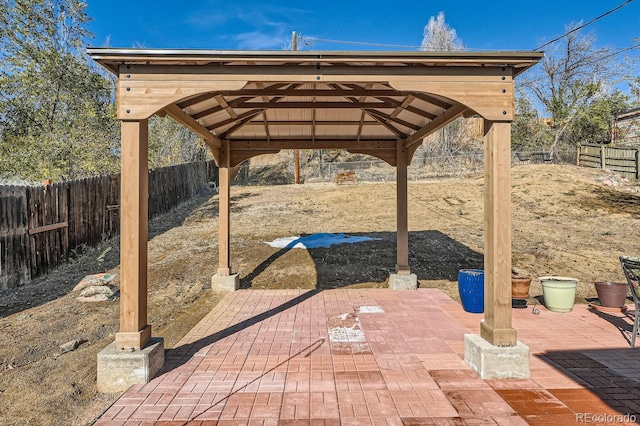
[266,233,379,249]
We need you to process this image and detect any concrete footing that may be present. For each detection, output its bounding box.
[97,337,165,393]
[388,273,418,290]
[211,273,240,291]
[464,334,530,379]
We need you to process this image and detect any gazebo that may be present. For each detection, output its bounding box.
[88,49,543,392]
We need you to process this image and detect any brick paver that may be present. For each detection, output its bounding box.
[96,289,640,425]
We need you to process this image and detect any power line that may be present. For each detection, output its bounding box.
[519,42,640,85]
[299,36,425,50]
[533,0,634,51]
[294,0,635,55]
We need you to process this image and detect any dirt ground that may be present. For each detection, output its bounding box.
[1,163,639,425]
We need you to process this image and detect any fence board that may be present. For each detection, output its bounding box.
[0,160,217,289]
[579,144,639,180]
[0,187,30,289]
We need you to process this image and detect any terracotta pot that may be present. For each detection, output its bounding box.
[511,276,532,299]
[594,281,628,308]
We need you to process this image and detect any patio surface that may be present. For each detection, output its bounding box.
[96,289,640,425]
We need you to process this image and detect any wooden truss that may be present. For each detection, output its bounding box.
[89,49,543,351]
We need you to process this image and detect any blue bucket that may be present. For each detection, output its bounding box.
[458,269,484,313]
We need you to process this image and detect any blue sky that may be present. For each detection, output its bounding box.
[86,0,639,53]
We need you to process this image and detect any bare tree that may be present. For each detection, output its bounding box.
[630,77,640,106]
[421,12,464,52]
[520,23,624,156]
[415,12,477,163]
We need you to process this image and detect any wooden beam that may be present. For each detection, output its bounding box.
[163,104,221,149]
[192,104,225,120]
[117,64,511,119]
[218,84,294,138]
[256,82,271,144]
[220,110,265,139]
[396,141,410,274]
[215,94,238,119]
[242,120,381,126]
[402,105,438,120]
[123,64,509,80]
[365,109,421,131]
[217,140,232,276]
[230,139,397,150]
[115,119,151,351]
[334,85,407,138]
[28,221,68,235]
[335,85,437,120]
[391,95,414,119]
[388,69,514,122]
[480,120,516,347]
[117,70,247,119]
[177,92,217,109]
[355,107,404,137]
[356,83,374,141]
[408,91,452,109]
[207,109,265,130]
[406,104,468,147]
[357,112,366,142]
[228,101,396,109]
[220,88,406,97]
[230,149,281,168]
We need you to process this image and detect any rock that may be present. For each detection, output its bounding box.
[76,293,117,303]
[79,285,117,297]
[73,273,116,292]
[59,340,82,354]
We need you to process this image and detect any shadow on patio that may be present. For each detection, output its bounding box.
[513,347,640,424]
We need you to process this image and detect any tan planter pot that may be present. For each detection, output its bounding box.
[511,276,532,299]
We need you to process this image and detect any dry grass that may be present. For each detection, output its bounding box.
[0,163,639,425]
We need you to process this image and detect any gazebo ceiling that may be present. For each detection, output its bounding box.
[89,49,543,165]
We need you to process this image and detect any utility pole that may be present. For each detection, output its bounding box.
[292,31,300,184]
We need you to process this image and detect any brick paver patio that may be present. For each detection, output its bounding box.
[96,289,640,425]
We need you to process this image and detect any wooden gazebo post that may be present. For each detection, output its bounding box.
[211,139,240,291]
[462,116,530,380]
[389,140,417,290]
[480,120,516,347]
[97,118,164,393]
[116,119,151,351]
[396,141,410,274]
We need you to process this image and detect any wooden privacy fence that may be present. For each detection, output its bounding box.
[0,160,217,290]
[578,144,640,180]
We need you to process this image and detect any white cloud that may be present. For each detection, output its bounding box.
[183,2,309,49]
[233,30,286,49]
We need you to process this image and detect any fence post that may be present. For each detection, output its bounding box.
[576,145,581,166]
[600,145,606,170]
[636,149,639,180]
